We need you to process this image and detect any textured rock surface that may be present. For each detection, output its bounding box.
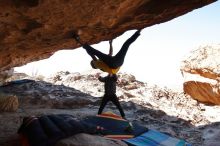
[0,69,14,86]
[181,44,220,105]
[0,0,216,71]
[0,93,18,112]
[202,123,220,146]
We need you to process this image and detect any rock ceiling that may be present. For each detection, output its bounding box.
[0,0,216,71]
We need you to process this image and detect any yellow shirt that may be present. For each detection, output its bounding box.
[93,60,120,74]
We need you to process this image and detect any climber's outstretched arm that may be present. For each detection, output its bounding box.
[98,76,106,82]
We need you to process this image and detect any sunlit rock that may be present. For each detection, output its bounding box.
[181,44,220,105]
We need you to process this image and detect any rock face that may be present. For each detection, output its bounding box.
[0,0,216,72]
[0,93,19,112]
[181,44,220,105]
[0,69,14,86]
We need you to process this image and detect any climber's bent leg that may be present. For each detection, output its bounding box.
[113,30,141,68]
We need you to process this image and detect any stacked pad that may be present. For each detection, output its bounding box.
[124,129,192,146]
[83,112,148,139]
[18,113,191,146]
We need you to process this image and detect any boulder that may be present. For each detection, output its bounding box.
[181,44,220,105]
[202,123,220,146]
[0,93,19,112]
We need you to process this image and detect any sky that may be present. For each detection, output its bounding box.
[15,1,220,89]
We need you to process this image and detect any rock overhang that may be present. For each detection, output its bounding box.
[0,0,217,71]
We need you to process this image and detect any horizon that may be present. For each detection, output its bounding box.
[15,1,220,90]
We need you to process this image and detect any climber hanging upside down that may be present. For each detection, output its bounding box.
[73,29,142,74]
